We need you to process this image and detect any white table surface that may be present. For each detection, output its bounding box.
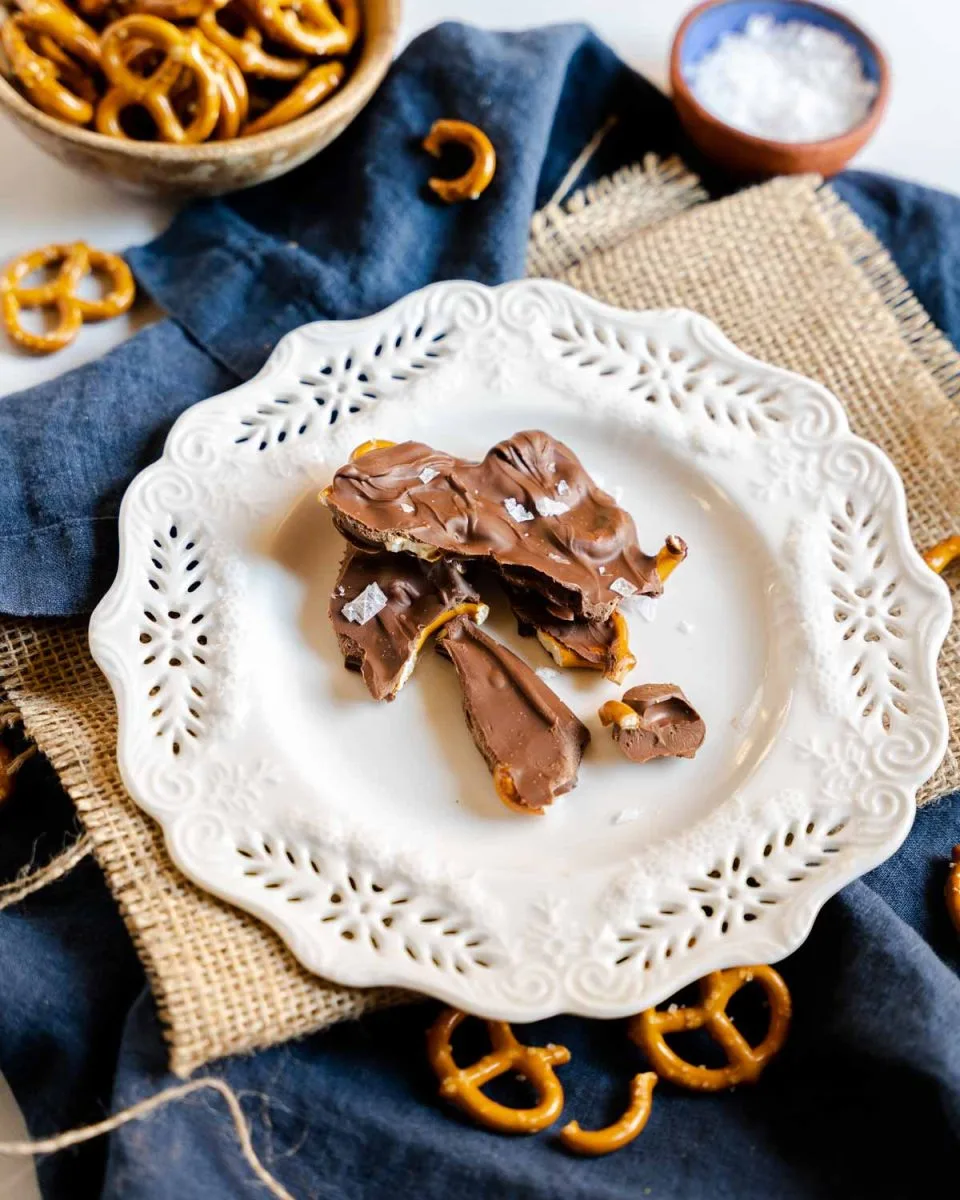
[0,0,956,1191]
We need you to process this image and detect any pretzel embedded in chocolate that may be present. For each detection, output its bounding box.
[509,588,636,684]
[330,547,488,701]
[600,682,705,763]
[322,431,664,623]
[437,616,589,814]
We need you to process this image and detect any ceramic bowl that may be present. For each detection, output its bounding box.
[0,0,400,197]
[670,0,890,178]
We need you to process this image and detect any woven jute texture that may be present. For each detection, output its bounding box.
[0,164,956,1075]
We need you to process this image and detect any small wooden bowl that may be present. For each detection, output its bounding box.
[0,0,400,197]
[670,0,890,178]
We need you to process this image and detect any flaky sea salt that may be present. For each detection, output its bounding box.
[609,577,638,599]
[688,14,877,143]
[341,582,388,625]
[418,466,439,485]
[631,595,659,623]
[556,479,570,496]
[548,552,570,564]
[504,497,535,523]
[399,502,415,514]
[535,496,570,518]
[613,808,640,826]
[677,619,695,635]
[535,666,560,682]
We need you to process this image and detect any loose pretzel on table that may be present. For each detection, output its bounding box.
[243,58,342,135]
[629,965,792,1091]
[0,242,135,354]
[422,119,496,203]
[427,1007,570,1134]
[946,847,960,937]
[558,1072,657,1156]
[1,15,95,125]
[97,14,222,144]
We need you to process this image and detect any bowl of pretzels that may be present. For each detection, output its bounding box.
[0,0,399,195]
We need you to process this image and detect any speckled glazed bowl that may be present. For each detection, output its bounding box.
[670,0,890,178]
[0,0,400,197]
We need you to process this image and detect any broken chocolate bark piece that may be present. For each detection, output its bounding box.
[437,616,590,813]
[599,683,705,763]
[508,586,636,685]
[330,548,487,701]
[322,431,663,622]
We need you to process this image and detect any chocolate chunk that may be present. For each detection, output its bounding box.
[508,587,636,684]
[323,431,663,622]
[600,684,705,763]
[437,616,590,813]
[330,549,487,701]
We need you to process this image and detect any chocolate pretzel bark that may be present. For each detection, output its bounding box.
[507,587,636,685]
[437,617,590,813]
[330,549,487,701]
[600,684,705,763]
[323,431,662,622]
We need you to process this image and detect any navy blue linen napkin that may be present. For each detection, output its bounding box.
[0,21,959,1200]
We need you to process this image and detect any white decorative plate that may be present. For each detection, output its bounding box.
[90,280,952,1020]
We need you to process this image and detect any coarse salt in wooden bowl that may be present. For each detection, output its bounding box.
[0,0,400,197]
[670,0,890,178]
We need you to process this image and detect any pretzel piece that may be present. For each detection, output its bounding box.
[197,1,308,78]
[243,0,357,56]
[1,242,134,354]
[242,59,343,135]
[1,15,95,125]
[629,965,791,1091]
[422,119,496,203]
[427,1007,570,1134]
[946,846,960,937]
[655,534,688,583]
[131,0,229,20]
[558,1073,657,1156]
[14,0,101,68]
[923,536,960,576]
[190,30,249,139]
[98,14,221,143]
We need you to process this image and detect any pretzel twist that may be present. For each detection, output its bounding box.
[946,846,960,937]
[427,1008,570,1134]
[242,58,342,135]
[1,15,95,124]
[1,241,135,354]
[422,119,497,203]
[558,1072,657,1156]
[923,536,960,576]
[13,0,101,68]
[97,14,221,143]
[243,0,357,57]
[629,965,792,1091]
[196,2,307,79]
[189,29,249,139]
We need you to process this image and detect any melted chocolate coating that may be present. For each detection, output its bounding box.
[437,617,590,813]
[507,586,635,683]
[612,683,705,763]
[324,431,662,621]
[330,549,483,701]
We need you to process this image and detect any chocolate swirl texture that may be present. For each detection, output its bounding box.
[437,616,590,813]
[323,431,662,622]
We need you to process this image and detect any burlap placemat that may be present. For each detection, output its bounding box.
[0,164,956,1075]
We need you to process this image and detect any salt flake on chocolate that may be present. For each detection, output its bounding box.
[535,496,570,518]
[504,497,535,523]
[556,479,569,496]
[341,582,388,626]
[631,595,659,622]
[400,502,415,514]
[418,467,439,485]
[609,577,638,599]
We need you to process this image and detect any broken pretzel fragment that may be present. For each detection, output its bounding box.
[422,119,496,203]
